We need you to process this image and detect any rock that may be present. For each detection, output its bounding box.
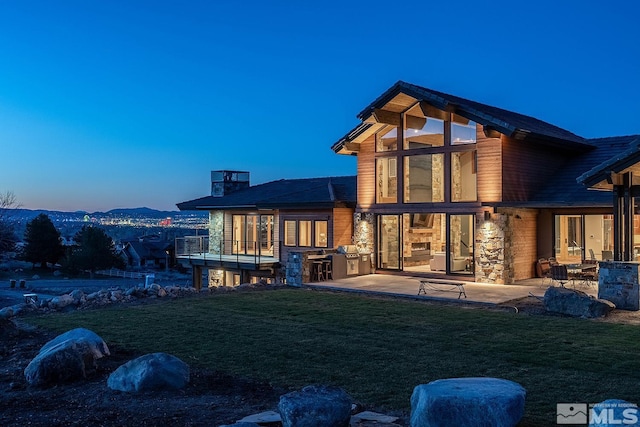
[278,385,352,427]
[589,399,639,426]
[24,328,110,387]
[157,287,167,297]
[219,423,261,427]
[238,410,282,423]
[107,352,190,392]
[0,306,14,319]
[544,286,616,318]
[32,274,40,280]
[410,377,526,427]
[351,411,399,424]
[48,294,75,310]
[53,270,62,277]
[70,289,85,303]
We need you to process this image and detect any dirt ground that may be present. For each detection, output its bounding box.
[1,291,639,426]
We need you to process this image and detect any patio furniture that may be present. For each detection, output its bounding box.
[536,258,553,287]
[312,261,325,281]
[602,250,613,261]
[418,279,467,299]
[550,264,570,287]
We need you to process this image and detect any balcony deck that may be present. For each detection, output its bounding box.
[176,252,280,270]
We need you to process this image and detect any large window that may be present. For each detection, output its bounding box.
[451,115,477,145]
[404,115,445,149]
[554,214,615,263]
[376,157,397,203]
[315,221,328,247]
[404,154,444,203]
[299,220,312,247]
[376,126,397,152]
[284,220,296,246]
[232,214,274,254]
[451,151,477,202]
[449,214,474,274]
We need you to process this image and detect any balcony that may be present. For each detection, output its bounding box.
[175,236,280,270]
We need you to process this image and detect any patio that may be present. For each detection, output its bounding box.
[304,274,597,305]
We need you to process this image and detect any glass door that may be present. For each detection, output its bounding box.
[449,214,474,275]
[378,215,401,270]
[555,215,583,263]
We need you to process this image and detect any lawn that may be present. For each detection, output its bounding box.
[26,288,640,425]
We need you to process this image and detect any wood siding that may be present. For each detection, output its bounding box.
[357,135,376,209]
[503,209,539,281]
[501,136,569,202]
[333,208,354,247]
[476,124,502,202]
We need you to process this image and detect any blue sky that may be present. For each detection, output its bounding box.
[1,0,638,212]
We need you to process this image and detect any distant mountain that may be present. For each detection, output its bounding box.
[103,207,178,216]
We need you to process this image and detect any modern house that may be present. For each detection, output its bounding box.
[176,171,356,288]
[332,81,640,284]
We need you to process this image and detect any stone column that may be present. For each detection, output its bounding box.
[598,261,640,311]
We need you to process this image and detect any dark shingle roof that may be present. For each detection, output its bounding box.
[334,81,592,152]
[526,135,640,207]
[177,176,356,211]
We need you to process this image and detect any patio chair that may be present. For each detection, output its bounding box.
[550,264,570,288]
[577,259,598,288]
[602,250,613,261]
[589,248,596,260]
[536,258,553,287]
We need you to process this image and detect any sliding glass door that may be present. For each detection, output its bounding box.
[378,215,401,270]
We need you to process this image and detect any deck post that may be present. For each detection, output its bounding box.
[192,265,202,291]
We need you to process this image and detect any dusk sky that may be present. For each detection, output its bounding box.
[1,1,638,212]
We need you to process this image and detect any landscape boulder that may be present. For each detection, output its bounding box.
[107,352,190,392]
[24,328,110,387]
[544,286,615,318]
[410,377,526,427]
[48,294,75,310]
[278,384,352,427]
[589,399,640,426]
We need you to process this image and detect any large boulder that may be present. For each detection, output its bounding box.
[107,352,190,392]
[278,384,351,427]
[544,286,615,318]
[589,399,640,426]
[410,377,526,427]
[24,328,110,387]
[48,294,75,310]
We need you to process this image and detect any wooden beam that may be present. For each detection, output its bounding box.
[372,109,401,126]
[405,114,426,130]
[418,101,448,121]
[344,142,360,152]
[483,126,502,139]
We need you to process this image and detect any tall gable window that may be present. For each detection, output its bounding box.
[404,154,444,203]
[451,114,477,145]
[376,126,397,152]
[451,151,477,202]
[376,157,397,203]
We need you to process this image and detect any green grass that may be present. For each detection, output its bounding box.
[25,288,640,425]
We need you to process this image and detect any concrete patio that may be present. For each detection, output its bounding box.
[304,274,597,306]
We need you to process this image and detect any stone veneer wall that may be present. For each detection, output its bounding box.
[207,269,224,287]
[598,261,640,311]
[285,252,310,286]
[476,208,538,284]
[208,211,224,254]
[475,213,506,284]
[354,212,374,254]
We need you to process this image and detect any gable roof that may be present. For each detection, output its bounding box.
[523,135,640,207]
[177,175,356,211]
[333,80,592,153]
[577,135,640,190]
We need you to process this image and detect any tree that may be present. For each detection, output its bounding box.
[69,225,124,278]
[23,213,65,268]
[0,191,20,258]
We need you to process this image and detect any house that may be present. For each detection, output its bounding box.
[176,171,356,288]
[121,236,173,270]
[332,81,640,284]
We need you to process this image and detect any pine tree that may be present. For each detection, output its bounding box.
[70,225,124,278]
[23,213,64,268]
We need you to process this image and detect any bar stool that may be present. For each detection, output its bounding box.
[323,260,332,280]
[313,261,325,281]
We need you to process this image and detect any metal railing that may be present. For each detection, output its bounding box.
[175,236,279,265]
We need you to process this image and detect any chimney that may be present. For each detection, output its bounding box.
[211,170,250,197]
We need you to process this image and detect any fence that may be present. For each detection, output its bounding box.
[96,269,152,280]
